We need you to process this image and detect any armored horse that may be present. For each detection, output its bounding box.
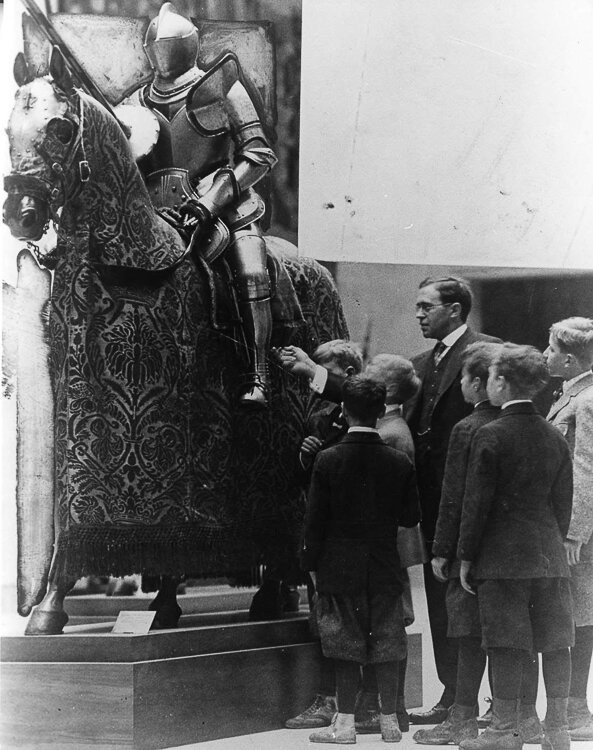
[3,46,348,634]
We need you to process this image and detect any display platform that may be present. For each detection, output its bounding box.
[1,588,423,750]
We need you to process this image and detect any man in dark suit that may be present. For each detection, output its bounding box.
[457,344,573,750]
[406,276,501,724]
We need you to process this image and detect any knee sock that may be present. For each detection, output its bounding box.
[374,660,400,715]
[361,663,378,693]
[519,651,539,715]
[570,625,593,699]
[488,647,524,700]
[455,637,487,707]
[542,649,571,699]
[319,651,336,697]
[395,656,407,709]
[334,659,360,714]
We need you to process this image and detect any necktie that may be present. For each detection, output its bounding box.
[552,384,564,403]
[433,341,447,366]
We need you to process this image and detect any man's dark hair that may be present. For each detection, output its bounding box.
[342,375,386,423]
[419,275,473,322]
[493,343,549,398]
[461,342,502,386]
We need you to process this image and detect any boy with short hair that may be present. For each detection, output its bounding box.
[457,344,574,750]
[303,375,421,744]
[285,339,363,730]
[414,341,501,746]
[545,317,593,740]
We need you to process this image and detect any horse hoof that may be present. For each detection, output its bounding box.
[248,583,283,621]
[24,608,69,636]
[149,602,182,629]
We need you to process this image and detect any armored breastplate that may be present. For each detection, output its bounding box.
[168,107,230,183]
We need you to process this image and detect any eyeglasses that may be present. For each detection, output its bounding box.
[414,302,452,314]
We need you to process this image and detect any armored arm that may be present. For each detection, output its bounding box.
[185,62,277,225]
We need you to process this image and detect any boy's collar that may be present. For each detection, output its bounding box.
[348,426,379,434]
[501,399,532,409]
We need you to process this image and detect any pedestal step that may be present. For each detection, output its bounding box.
[1,590,423,749]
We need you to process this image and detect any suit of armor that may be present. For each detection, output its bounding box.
[141,3,278,408]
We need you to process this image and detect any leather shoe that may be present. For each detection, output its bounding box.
[409,703,450,725]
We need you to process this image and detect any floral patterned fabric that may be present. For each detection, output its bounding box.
[36,91,348,582]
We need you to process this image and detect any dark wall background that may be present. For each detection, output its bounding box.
[478,275,593,351]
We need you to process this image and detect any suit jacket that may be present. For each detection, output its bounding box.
[378,410,427,568]
[547,371,593,561]
[406,327,501,541]
[432,400,500,575]
[301,432,421,594]
[300,398,348,485]
[457,402,573,579]
[377,409,415,462]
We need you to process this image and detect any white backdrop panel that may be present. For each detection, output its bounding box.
[299,0,593,268]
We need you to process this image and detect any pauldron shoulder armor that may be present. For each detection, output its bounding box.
[186,52,266,145]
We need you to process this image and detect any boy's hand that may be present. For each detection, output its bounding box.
[564,538,582,566]
[431,556,449,583]
[300,436,323,457]
[460,560,476,595]
[276,346,317,379]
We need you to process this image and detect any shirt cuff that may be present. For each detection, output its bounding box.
[310,365,329,394]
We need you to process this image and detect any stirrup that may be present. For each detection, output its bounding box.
[238,373,268,410]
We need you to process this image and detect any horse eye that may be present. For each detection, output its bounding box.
[49,117,74,144]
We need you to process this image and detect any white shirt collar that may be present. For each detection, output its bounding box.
[440,323,468,349]
[384,404,403,416]
[348,426,379,434]
[501,399,532,410]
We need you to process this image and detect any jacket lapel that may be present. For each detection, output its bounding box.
[435,328,473,402]
[547,371,593,421]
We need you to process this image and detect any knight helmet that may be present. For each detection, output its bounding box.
[144,3,201,95]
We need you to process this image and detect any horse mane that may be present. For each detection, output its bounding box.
[67,90,186,272]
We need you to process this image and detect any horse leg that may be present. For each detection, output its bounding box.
[248,566,284,621]
[24,577,75,635]
[148,575,182,629]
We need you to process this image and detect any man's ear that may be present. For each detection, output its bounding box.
[450,301,462,319]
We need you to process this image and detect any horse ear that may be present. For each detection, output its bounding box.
[14,53,31,87]
[49,46,75,94]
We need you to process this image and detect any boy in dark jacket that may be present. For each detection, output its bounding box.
[303,375,421,744]
[286,339,362,730]
[414,341,501,745]
[457,344,574,750]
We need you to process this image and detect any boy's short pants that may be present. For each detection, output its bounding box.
[477,577,574,652]
[446,578,481,638]
[316,591,407,663]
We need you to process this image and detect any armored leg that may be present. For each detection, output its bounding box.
[227,224,272,409]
